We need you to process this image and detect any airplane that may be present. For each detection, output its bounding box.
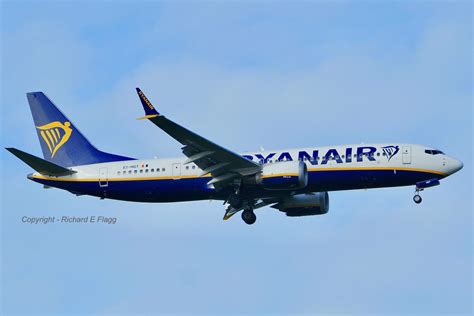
[6,89,463,225]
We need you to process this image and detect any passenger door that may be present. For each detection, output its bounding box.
[99,167,108,187]
[402,146,411,164]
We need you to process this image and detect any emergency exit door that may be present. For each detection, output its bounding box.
[172,163,181,177]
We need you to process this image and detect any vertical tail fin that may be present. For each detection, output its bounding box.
[27,92,134,167]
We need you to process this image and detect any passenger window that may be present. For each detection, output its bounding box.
[162,168,165,172]
[128,170,132,174]
[134,170,137,173]
[151,168,154,172]
[377,152,380,156]
[192,166,196,169]
[117,171,121,175]
[145,169,148,173]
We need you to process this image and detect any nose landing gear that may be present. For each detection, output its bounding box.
[413,194,422,204]
[413,187,423,204]
[413,179,441,204]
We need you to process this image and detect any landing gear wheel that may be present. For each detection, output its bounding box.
[241,209,256,225]
[413,194,422,204]
[228,194,243,209]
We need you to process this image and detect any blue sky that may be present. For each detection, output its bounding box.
[1,1,472,315]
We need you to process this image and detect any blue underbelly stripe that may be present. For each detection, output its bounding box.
[30,169,443,202]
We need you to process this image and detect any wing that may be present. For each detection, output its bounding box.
[135,88,261,187]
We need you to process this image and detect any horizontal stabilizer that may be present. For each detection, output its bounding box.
[5,147,76,176]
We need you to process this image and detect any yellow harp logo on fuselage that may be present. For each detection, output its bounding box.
[36,121,73,158]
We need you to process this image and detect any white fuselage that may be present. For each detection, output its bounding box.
[32,143,459,181]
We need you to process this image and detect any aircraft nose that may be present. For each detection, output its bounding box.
[448,157,463,175]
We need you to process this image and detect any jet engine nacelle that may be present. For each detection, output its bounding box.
[272,192,329,216]
[255,161,308,190]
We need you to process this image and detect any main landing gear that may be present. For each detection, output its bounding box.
[225,190,257,225]
[228,193,243,209]
[241,208,256,225]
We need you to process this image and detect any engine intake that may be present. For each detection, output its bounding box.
[273,192,329,216]
[256,161,307,190]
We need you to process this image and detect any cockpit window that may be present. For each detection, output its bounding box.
[425,149,444,155]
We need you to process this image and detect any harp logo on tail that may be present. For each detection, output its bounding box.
[36,121,73,158]
[382,145,400,161]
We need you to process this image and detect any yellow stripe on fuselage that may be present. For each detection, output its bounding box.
[31,174,211,182]
[307,166,446,176]
[30,167,446,183]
